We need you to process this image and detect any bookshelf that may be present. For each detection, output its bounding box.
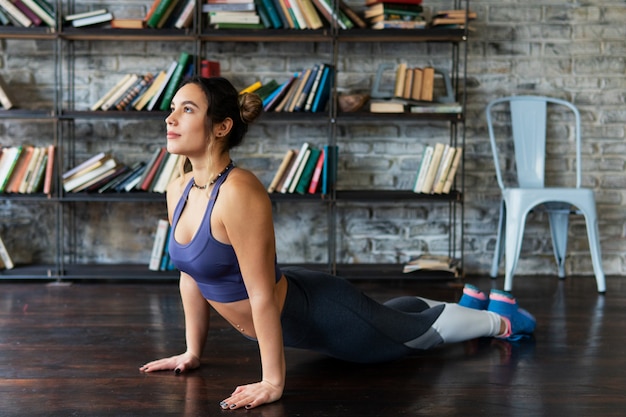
[0,0,468,280]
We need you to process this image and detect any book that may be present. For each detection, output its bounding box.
[158,51,191,111]
[101,74,139,111]
[0,233,14,270]
[409,103,463,114]
[280,142,310,193]
[147,60,178,111]
[62,152,107,181]
[370,99,405,113]
[296,0,323,29]
[311,65,333,113]
[13,0,42,26]
[152,153,180,193]
[321,144,337,195]
[200,59,221,78]
[420,142,445,193]
[432,146,456,194]
[239,80,262,95]
[64,8,107,21]
[420,67,435,101]
[267,149,295,193]
[294,65,319,112]
[402,254,459,275]
[174,0,196,29]
[303,63,325,112]
[0,146,23,193]
[72,161,121,193]
[27,148,48,193]
[71,11,113,28]
[146,0,177,28]
[274,72,302,112]
[0,74,16,109]
[91,74,133,111]
[115,73,155,111]
[393,63,407,98]
[99,161,145,193]
[412,145,433,193]
[63,157,118,192]
[149,219,170,271]
[18,146,41,194]
[133,70,166,111]
[410,68,423,101]
[295,147,321,194]
[5,145,33,193]
[402,67,413,100]
[42,145,55,195]
[339,0,367,28]
[288,148,311,193]
[110,19,145,29]
[431,145,452,194]
[257,0,282,28]
[441,147,462,194]
[139,147,168,191]
[82,164,130,193]
[307,148,325,194]
[264,74,297,112]
[0,0,33,27]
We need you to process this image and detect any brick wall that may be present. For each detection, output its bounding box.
[0,0,624,277]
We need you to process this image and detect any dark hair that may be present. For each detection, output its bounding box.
[181,76,262,150]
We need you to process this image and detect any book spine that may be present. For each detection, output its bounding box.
[267,149,295,193]
[295,147,321,194]
[259,0,282,28]
[0,0,34,27]
[413,145,433,193]
[421,142,445,193]
[149,219,170,271]
[158,52,191,111]
[42,145,55,195]
[307,148,325,194]
[20,0,55,26]
[0,233,15,269]
[146,0,175,28]
[280,142,309,193]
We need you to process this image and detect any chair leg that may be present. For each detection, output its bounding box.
[579,205,606,294]
[503,202,528,292]
[490,200,506,278]
[547,203,571,279]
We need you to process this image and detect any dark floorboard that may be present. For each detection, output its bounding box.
[1,274,624,417]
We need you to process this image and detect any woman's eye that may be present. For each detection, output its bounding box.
[184,106,192,113]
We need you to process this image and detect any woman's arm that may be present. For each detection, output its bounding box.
[140,273,210,373]
[217,171,285,409]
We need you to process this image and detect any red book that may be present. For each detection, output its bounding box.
[13,0,42,26]
[139,148,167,191]
[307,149,325,194]
[201,60,221,78]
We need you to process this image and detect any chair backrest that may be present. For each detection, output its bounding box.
[486,95,582,190]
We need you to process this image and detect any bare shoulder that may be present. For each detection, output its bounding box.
[219,168,269,207]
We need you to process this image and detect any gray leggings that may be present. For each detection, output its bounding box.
[280,267,501,363]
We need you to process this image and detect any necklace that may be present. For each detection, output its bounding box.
[191,160,234,190]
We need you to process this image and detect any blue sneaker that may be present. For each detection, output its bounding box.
[488,289,536,341]
[458,284,489,310]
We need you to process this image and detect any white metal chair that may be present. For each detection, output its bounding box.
[486,95,606,293]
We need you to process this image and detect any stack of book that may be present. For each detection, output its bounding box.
[90,52,220,112]
[364,0,426,30]
[267,143,337,195]
[0,0,55,28]
[61,149,182,194]
[412,142,462,195]
[63,9,114,28]
[0,145,55,195]
[241,63,333,113]
[204,0,263,29]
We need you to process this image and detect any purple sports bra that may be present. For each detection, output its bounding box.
[168,167,282,302]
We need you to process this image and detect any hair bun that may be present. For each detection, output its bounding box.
[239,92,263,124]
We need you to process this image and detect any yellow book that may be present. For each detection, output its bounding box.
[134,70,167,111]
[239,81,262,95]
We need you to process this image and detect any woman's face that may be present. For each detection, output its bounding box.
[165,83,211,157]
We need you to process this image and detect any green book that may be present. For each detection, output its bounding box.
[147,0,176,28]
[158,52,191,111]
[254,79,280,101]
[295,147,321,194]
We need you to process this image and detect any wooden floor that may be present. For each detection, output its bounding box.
[1,274,624,417]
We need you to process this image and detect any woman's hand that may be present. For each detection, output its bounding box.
[220,380,283,410]
[139,351,200,374]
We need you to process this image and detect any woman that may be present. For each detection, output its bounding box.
[139,76,535,410]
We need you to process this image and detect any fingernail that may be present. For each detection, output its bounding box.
[174,368,181,375]
[230,404,237,409]
[220,402,228,409]
[245,405,252,409]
